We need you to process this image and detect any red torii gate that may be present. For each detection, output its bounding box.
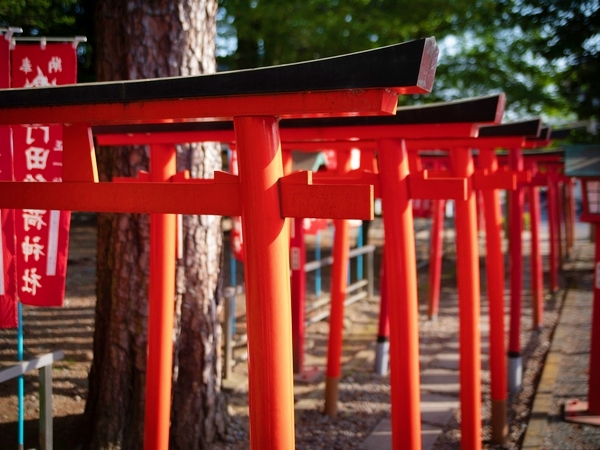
[480,120,547,342]
[0,38,438,450]
[529,152,573,306]
[503,129,551,394]
[281,96,505,450]
[285,125,566,446]
[281,97,507,450]
[404,133,534,446]
[96,99,568,450]
[407,120,552,442]
[519,149,568,292]
[419,130,558,402]
[412,119,543,320]
[497,146,569,395]
[95,93,504,449]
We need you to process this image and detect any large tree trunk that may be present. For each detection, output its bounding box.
[83,1,226,449]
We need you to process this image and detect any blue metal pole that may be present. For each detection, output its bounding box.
[17,301,24,450]
[357,225,364,280]
[229,147,237,332]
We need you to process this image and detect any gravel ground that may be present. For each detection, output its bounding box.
[534,241,600,450]
[216,271,566,449]
[0,221,96,449]
[540,289,600,450]
[216,221,582,449]
[0,217,591,449]
[431,290,565,450]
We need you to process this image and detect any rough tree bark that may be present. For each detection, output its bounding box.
[83,1,226,449]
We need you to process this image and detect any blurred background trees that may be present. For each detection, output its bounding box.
[216,0,598,132]
[2,0,598,132]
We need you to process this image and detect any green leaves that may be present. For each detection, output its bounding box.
[0,0,81,34]
[0,0,96,82]
[3,0,598,131]
[217,0,483,69]
[217,0,598,130]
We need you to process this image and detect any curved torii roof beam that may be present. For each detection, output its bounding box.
[2,39,439,104]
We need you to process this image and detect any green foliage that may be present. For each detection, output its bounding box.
[508,0,600,124]
[0,0,79,34]
[568,127,600,144]
[0,0,96,82]
[218,0,599,125]
[217,1,549,115]
[3,0,599,128]
[432,28,567,118]
[217,0,502,69]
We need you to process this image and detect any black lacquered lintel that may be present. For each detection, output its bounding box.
[280,93,505,128]
[479,118,542,138]
[0,37,437,108]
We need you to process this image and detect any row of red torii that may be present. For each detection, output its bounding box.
[0,37,571,450]
[92,94,572,447]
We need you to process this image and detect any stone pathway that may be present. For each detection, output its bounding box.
[522,238,600,449]
[360,221,596,449]
[359,301,477,450]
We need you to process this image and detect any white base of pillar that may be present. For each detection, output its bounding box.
[508,354,522,395]
[374,340,389,375]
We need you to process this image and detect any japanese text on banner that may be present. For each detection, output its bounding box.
[10,43,76,307]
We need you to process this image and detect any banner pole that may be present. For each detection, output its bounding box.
[18,301,24,450]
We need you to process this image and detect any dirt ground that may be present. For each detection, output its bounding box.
[0,216,96,449]
[0,215,572,449]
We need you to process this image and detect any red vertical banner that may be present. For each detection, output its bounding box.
[11,43,76,87]
[0,209,17,327]
[10,43,76,306]
[0,34,18,328]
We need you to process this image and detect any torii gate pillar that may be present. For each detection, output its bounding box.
[450,146,482,450]
[378,138,422,450]
[145,144,177,450]
[234,116,295,449]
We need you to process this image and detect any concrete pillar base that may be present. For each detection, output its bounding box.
[374,341,389,375]
[508,354,522,394]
